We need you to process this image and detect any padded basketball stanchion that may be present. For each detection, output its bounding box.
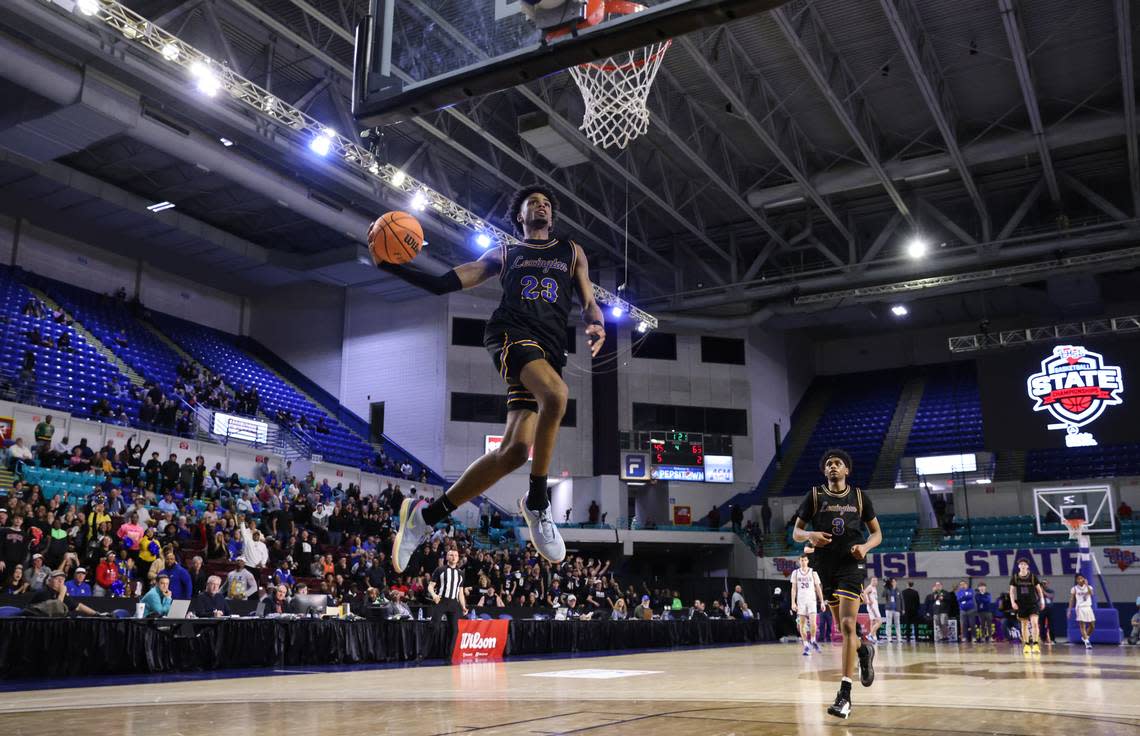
[1064,517,1122,644]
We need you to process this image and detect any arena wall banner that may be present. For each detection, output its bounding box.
[762,546,1140,580]
[452,618,509,664]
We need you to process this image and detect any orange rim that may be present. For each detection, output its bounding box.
[544,0,670,70]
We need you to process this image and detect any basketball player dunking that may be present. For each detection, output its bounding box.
[792,449,882,720]
[378,186,605,573]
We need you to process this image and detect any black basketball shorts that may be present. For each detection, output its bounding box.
[810,553,866,608]
[484,327,561,414]
[1015,596,1039,619]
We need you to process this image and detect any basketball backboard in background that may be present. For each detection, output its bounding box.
[352,0,789,127]
[1033,485,1115,535]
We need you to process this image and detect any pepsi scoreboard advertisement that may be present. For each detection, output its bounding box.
[977,338,1140,450]
[620,431,734,483]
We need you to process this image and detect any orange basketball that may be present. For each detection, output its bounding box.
[368,211,423,265]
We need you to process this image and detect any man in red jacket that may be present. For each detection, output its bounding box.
[95,551,120,596]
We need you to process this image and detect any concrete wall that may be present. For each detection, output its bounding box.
[0,217,245,334]
[248,282,346,398]
[341,287,448,472]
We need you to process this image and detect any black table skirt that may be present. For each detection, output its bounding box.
[0,617,772,678]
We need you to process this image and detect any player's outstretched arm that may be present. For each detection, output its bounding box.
[377,246,502,294]
[571,243,606,357]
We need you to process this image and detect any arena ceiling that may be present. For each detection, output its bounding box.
[0,0,1137,331]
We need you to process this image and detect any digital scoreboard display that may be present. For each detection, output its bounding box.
[650,431,703,467]
[212,412,269,444]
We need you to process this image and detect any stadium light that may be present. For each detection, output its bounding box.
[891,304,909,317]
[190,61,220,97]
[475,232,492,249]
[146,200,175,213]
[309,128,335,157]
[62,0,657,329]
[411,190,428,212]
[611,305,624,318]
[219,137,234,147]
[636,321,649,333]
[906,237,928,259]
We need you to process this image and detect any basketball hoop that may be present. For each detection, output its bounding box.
[548,1,671,149]
[1064,516,1087,541]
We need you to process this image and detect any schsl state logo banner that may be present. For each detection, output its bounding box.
[762,546,1140,579]
[1026,345,1123,447]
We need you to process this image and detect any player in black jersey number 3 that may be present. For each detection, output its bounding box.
[379,186,606,573]
[792,449,883,720]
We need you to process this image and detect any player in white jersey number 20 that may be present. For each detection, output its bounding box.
[790,554,825,656]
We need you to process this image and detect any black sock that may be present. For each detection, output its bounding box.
[421,493,457,526]
[840,678,852,693]
[526,474,548,510]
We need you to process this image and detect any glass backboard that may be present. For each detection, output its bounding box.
[1033,485,1116,535]
[354,0,789,126]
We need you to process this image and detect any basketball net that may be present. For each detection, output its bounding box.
[564,2,670,149]
[1063,516,1087,543]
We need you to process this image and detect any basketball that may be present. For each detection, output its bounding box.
[1061,396,1093,414]
[368,211,423,265]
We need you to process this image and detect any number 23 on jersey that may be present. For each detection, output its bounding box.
[521,275,558,303]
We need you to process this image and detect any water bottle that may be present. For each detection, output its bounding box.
[343,602,351,619]
[135,602,145,619]
[417,607,424,620]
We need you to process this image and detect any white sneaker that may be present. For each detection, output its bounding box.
[1084,639,1092,649]
[518,498,566,563]
[391,498,431,573]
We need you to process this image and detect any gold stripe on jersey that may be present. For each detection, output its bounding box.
[518,238,560,249]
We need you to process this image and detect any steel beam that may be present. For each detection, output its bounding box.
[880,0,990,240]
[152,0,203,28]
[772,2,913,225]
[644,220,1139,311]
[998,178,1044,241]
[275,0,665,261]
[1116,0,1140,217]
[918,199,977,246]
[399,0,737,268]
[678,33,850,244]
[226,0,668,276]
[746,115,1124,207]
[201,0,240,71]
[1061,173,1131,223]
[997,0,1061,203]
[857,211,904,268]
[648,69,791,255]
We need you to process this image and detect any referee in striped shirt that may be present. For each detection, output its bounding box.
[429,547,468,650]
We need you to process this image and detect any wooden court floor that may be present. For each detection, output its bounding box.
[1,641,1137,735]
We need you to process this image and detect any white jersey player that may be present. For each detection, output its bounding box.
[791,554,824,655]
[1068,574,1096,649]
[862,577,883,644]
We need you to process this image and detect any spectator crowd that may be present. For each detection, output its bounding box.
[1,436,737,624]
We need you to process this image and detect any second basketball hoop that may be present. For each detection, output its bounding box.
[546,1,672,150]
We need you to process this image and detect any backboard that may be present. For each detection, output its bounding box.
[1032,485,1116,535]
[352,0,789,127]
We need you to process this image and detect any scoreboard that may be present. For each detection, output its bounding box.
[649,431,704,467]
